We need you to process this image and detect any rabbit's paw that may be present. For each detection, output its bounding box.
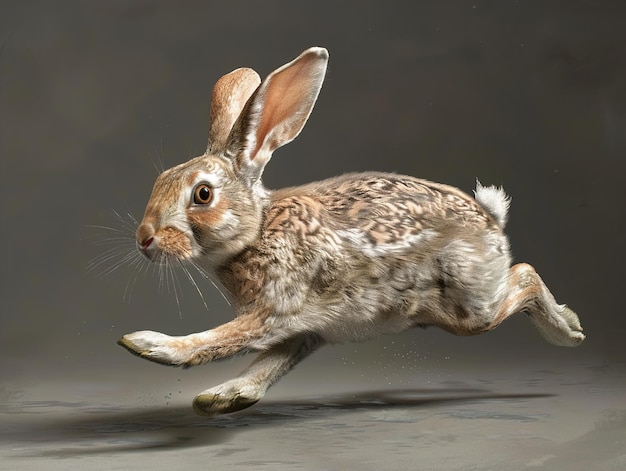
[118,331,187,366]
[558,305,585,345]
[533,305,585,347]
[193,380,263,416]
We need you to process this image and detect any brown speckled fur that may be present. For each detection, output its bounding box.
[118,47,585,417]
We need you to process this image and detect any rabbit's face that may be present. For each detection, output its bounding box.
[135,154,266,266]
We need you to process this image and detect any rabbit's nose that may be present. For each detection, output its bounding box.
[136,223,156,260]
[137,236,156,261]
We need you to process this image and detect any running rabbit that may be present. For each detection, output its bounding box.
[118,47,585,416]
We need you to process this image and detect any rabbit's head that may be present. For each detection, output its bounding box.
[135,47,328,266]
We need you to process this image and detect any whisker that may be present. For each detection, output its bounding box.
[85,224,133,235]
[112,210,140,234]
[166,258,183,319]
[137,254,153,277]
[98,251,141,278]
[189,259,231,306]
[88,208,236,317]
[153,160,164,175]
[124,254,151,303]
[151,136,166,175]
[178,261,209,311]
[127,251,145,268]
[95,248,135,268]
[123,270,140,303]
[156,256,166,294]
[87,247,123,272]
[87,210,149,307]
[126,212,140,226]
[87,245,138,277]
[91,236,135,246]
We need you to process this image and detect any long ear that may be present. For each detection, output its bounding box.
[226,47,329,178]
[207,67,261,154]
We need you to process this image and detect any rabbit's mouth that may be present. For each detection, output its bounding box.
[137,226,194,262]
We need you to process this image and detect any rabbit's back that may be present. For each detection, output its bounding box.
[289,172,500,236]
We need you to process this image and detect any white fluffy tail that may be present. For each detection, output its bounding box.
[474,180,511,229]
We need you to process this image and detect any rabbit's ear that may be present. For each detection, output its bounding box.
[207,67,261,155]
[226,47,328,179]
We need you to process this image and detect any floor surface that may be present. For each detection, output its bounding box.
[2,360,624,471]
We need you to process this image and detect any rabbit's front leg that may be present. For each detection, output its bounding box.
[193,333,323,416]
[118,313,269,367]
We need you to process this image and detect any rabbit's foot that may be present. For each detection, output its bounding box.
[193,380,264,416]
[118,331,188,366]
[532,305,585,347]
[557,305,586,345]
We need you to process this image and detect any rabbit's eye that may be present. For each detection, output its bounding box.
[193,184,213,205]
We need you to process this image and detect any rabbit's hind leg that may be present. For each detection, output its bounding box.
[193,333,323,416]
[487,263,585,346]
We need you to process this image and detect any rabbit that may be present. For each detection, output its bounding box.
[118,47,585,417]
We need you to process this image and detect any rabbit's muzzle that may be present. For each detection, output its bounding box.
[136,222,193,262]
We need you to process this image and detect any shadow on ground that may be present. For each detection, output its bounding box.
[1,388,554,457]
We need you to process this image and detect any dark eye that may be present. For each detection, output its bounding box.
[193,184,213,205]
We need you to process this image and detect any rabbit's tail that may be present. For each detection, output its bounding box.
[474,180,511,229]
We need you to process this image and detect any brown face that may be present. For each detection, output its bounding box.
[134,156,220,262]
[134,154,264,267]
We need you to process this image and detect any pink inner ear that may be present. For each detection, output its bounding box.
[252,75,297,156]
[249,55,322,161]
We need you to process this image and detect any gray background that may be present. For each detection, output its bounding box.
[1,1,625,470]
